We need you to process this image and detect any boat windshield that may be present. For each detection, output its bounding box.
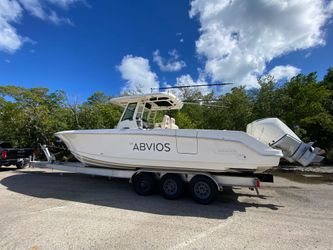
[114,95,180,129]
[142,105,150,122]
[121,103,137,121]
[136,103,153,128]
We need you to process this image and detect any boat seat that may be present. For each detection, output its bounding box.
[170,118,179,129]
[155,115,171,129]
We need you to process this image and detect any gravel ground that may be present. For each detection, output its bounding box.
[0,166,332,250]
[276,165,333,174]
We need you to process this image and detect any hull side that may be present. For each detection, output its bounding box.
[56,129,282,173]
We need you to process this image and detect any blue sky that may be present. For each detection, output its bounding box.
[0,0,333,100]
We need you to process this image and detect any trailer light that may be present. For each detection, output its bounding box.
[255,179,261,188]
[1,150,8,159]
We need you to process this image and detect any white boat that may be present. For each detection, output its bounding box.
[55,92,323,173]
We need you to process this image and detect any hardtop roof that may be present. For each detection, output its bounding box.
[110,92,183,110]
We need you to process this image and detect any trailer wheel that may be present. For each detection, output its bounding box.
[132,172,156,196]
[16,160,30,169]
[160,174,184,200]
[189,175,218,204]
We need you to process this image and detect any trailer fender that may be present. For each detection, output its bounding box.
[130,170,159,183]
[159,172,187,183]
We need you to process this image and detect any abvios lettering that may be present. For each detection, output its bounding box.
[132,142,171,152]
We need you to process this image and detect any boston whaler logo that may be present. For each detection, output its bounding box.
[130,142,171,152]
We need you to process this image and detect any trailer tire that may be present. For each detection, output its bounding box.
[189,175,218,204]
[160,174,184,200]
[16,160,30,169]
[132,172,156,196]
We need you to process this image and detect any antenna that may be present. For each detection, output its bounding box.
[183,102,224,108]
[151,82,234,93]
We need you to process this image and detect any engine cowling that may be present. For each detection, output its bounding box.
[246,118,324,166]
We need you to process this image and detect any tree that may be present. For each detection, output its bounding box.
[252,75,282,118]
[78,92,121,129]
[0,86,70,147]
[321,67,333,90]
[273,74,323,123]
[205,87,253,130]
[320,68,333,117]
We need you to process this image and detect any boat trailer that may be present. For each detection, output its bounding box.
[31,145,273,204]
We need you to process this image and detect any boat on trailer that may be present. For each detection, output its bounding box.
[31,92,324,204]
[55,92,323,174]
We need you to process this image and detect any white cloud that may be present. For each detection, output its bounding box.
[48,11,73,26]
[47,0,84,9]
[118,55,159,94]
[19,0,77,25]
[0,0,22,21]
[153,49,186,72]
[329,1,333,12]
[190,0,333,87]
[0,0,24,53]
[269,65,301,81]
[19,0,46,20]
[175,74,210,94]
[163,72,214,98]
[0,0,82,53]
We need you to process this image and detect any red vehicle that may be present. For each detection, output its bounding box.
[0,141,34,169]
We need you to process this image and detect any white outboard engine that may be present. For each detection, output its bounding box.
[246,118,324,166]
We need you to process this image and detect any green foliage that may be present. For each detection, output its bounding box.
[0,86,70,147]
[172,111,196,129]
[0,87,121,148]
[78,93,121,129]
[252,75,281,118]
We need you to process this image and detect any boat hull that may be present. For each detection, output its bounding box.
[55,129,282,173]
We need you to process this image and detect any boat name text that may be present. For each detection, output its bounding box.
[132,143,171,152]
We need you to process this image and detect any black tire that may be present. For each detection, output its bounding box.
[16,160,30,169]
[189,175,218,204]
[132,172,156,196]
[160,174,184,200]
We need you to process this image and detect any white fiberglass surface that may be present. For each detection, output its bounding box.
[56,128,281,170]
[247,118,300,145]
[56,128,282,157]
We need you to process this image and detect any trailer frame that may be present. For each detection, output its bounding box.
[31,145,273,204]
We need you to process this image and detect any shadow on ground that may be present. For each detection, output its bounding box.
[0,171,283,219]
[0,166,17,172]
